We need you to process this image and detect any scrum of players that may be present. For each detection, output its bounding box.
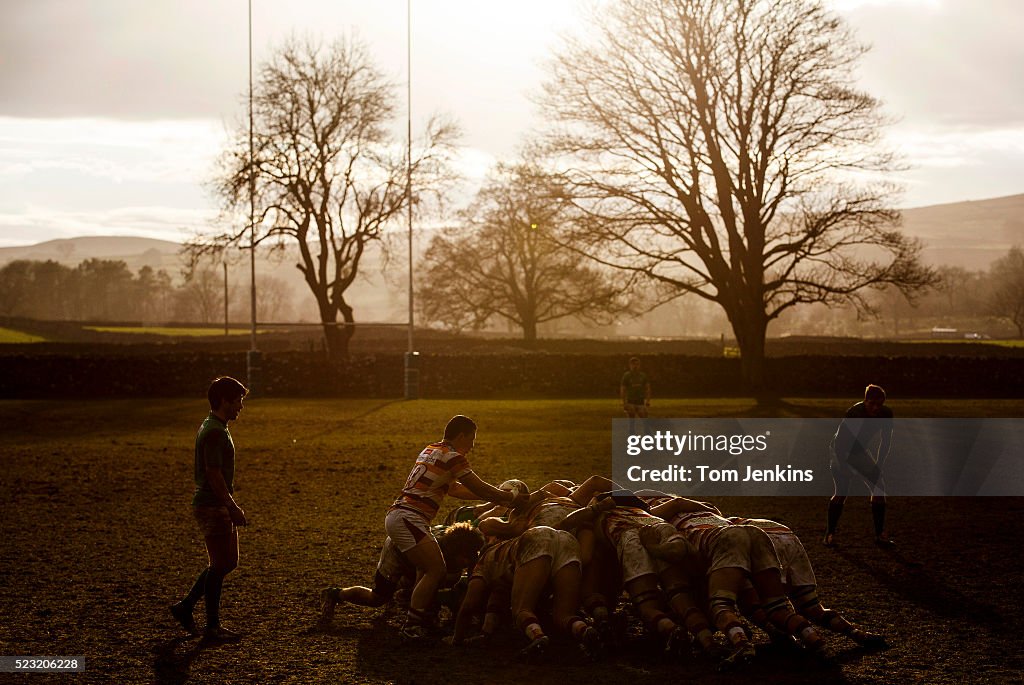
[318,417,887,670]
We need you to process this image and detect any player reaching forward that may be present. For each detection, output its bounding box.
[386,415,527,640]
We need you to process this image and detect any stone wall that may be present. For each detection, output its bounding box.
[1,352,1021,398]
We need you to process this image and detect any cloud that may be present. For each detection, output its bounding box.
[840,0,1024,128]
[0,204,219,247]
[890,125,1024,168]
[0,117,227,212]
[0,1,251,119]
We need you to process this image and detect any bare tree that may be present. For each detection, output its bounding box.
[175,268,224,324]
[231,274,293,324]
[190,36,458,357]
[540,0,936,388]
[989,246,1024,336]
[418,163,631,343]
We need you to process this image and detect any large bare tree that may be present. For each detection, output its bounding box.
[191,36,458,357]
[541,0,936,388]
[418,162,630,343]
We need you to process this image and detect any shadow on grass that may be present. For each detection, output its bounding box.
[837,546,1008,634]
[305,610,856,685]
[151,635,200,685]
[307,399,405,439]
[151,633,248,685]
[705,397,839,418]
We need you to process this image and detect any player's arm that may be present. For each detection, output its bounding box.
[555,497,615,532]
[697,500,722,515]
[577,527,596,565]
[448,481,478,500]
[474,503,508,522]
[541,481,571,497]
[457,471,523,507]
[204,466,246,526]
[476,488,543,524]
[201,433,246,525]
[877,419,894,468]
[448,576,489,645]
[481,586,510,636]
[478,514,528,539]
[644,379,651,405]
[569,475,619,506]
[650,496,715,521]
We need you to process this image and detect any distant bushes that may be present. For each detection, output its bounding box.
[0,351,1020,399]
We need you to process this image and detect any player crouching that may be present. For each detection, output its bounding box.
[446,525,602,661]
[319,522,484,629]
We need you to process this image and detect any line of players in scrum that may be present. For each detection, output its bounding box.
[320,476,887,668]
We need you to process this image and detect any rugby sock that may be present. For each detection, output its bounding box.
[585,594,610,622]
[516,611,544,641]
[709,590,742,632]
[790,586,819,612]
[816,609,853,634]
[204,568,225,629]
[688,620,716,649]
[738,586,769,628]
[871,501,887,536]
[725,624,747,645]
[695,628,716,650]
[655,615,676,637]
[773,606,821,647]
[405,607,429,627]
[826,499,844,535]
[764,595,808,636]
[183,567,209,609]
[525,623,545,640]
[565,616,589,639]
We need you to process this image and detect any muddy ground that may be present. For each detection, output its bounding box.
[1,398,1021,684]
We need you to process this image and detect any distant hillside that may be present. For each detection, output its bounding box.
[0,236,181,264]
[4,194,1020,273]
[900,193,1024,269]
[0,235,402,324]
[1,193,1020,327]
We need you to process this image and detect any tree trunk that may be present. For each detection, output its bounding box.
[318,299,355,360]
[730,310,768,393]
[521,318,538,346]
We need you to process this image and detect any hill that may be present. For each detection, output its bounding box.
[0,193,1020,330]
[900,193,1024,269]
[0,235,180,263]
[0,236,185,274]
[4,193,1022,273]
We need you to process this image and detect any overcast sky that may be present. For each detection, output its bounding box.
[0,0,1022,247]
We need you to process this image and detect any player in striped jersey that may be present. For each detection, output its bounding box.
[729,516,887,649]
[650,495,826,664]
[385,415,528,640]
[631,492,723,659]
[477,475,618,539]
[447,526,601,660]
[559,493,695,659]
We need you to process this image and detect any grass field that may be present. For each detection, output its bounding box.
[0,326,47,343]
[1,398,1021,684]
[82,326,256,337]
[904,338,1024,348]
